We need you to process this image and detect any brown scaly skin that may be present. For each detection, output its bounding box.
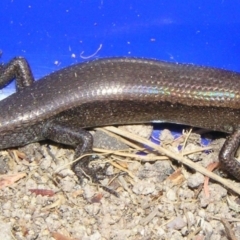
[1,57,240,193]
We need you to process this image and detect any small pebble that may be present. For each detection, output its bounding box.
[187,172,204,188]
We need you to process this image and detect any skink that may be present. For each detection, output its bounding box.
[0,57,240,189]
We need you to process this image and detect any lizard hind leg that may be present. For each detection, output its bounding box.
[43,121,118,196]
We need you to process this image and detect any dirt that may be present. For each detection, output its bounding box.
[0,124,240,240]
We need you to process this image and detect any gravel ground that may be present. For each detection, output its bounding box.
[0,125,240,240]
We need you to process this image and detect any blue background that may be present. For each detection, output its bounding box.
[0,0,240,98]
